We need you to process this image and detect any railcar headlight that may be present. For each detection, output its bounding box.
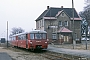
[29,40,32,44]
[45,42,47,43]
[47,39,49,41]
[30,42,32,44]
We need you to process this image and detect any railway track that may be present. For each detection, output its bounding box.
[40,51,71,60]
[5,47,88,60]
[7,47,70,60]
[40,51,88,60]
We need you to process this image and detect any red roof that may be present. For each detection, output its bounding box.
[58,27,72,33]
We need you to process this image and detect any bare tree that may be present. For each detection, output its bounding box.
[11,27,25,35]
[79,1,90,25]
[79,11,85,18]
[85,0,90,5]
[79,0,90,35]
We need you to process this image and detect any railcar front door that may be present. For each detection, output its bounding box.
[26,34,28,49]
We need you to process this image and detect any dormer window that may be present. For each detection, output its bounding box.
[61,12,64,17]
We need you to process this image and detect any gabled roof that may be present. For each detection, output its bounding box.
[36,7,81,21]
[58,27,72,33]
[36,10,48,21]
[55,10,71,18]
[55,10,63,17]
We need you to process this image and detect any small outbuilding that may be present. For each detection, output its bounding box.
[0,38,6,43]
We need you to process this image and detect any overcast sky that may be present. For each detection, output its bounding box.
[0,0,85,38]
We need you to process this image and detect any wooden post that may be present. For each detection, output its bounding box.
[72,0,76,49]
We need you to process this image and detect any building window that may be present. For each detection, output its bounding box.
[52,34,56,39]
[59,21,62,26]
[40,21,41,27]
[64,21,68,26]
[36,22,39,29]
[38,21,40,29]
[42,20,43,27]
[61,12,64,16]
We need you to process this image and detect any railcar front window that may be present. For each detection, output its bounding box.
[30,34,34,39]
[35,34,42,39]
[43,34,46,39]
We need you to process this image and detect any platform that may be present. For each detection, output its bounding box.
[0,52,12,60]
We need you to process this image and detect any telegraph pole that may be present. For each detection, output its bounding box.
[72,0,75,49]
[85,25,88,50]
[7,21,8,48]
[84,18,88,50]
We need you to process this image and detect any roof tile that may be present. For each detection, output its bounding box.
[36,7,80,21]
[58,27,72,33]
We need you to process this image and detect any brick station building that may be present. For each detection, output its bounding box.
[35,6,81,44]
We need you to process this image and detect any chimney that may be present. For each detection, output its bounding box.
[61,6,63,8]
[47,6,49,10]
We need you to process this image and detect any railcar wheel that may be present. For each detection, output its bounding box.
[31,48,35,51]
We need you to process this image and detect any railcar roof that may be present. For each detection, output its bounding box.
[11,30,47,37]
[29,30,47,33]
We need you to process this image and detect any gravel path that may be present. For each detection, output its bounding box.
[0,47,49,60]
[48,45,90,58]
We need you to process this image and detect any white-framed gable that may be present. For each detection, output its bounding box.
[56,10,70,19]
[56,10,71,27]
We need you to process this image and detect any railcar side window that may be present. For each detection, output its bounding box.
[18,35,26,40]
[30,34,34,39]
[22,34,26,40]
[13,37,16,40]
[43,34,46,39]
[10,37,13,41]
[18,35,21,40]
[23,34,26,40]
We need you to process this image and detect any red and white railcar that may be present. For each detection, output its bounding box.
[11,30,48,50]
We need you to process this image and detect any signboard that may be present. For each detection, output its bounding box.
[49,26,58,28]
